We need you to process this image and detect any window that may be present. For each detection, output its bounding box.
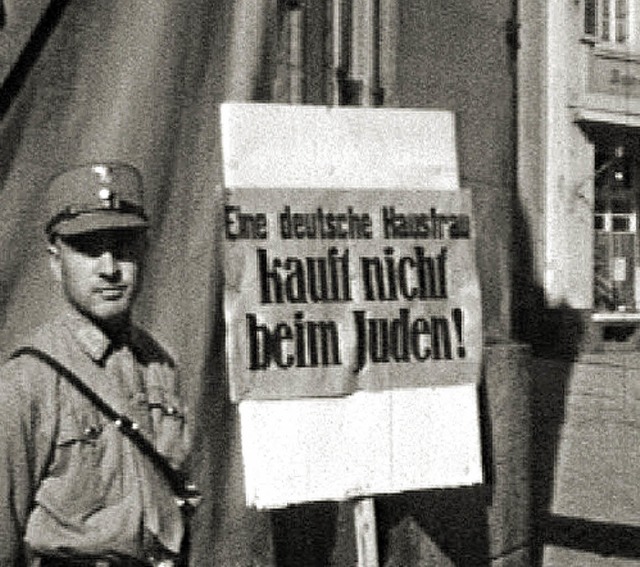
[585,0,631,46]
[593,146,639,312]
[271,0,394,105]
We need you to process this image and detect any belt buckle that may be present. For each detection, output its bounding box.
[148,559,176,567]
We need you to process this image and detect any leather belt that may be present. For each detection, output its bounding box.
[37,556,152,567]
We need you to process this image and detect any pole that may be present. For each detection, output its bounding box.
[354,497,379,567]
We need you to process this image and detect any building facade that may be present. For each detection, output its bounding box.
[521,1,640,565]
[520,0,640,327]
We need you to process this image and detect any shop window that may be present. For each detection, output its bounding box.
[585,0,630,45]
[593,146,638,312]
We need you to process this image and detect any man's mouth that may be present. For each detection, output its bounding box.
[95,286,127,299]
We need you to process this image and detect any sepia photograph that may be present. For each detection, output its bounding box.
[0,1,634,566]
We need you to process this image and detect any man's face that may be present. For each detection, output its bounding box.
[49,229,146,326]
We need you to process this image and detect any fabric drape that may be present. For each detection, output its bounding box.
[0,0,277,564]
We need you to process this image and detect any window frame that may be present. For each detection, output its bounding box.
[584,0,633,48]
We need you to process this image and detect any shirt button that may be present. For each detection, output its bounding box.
[83,425,102,439]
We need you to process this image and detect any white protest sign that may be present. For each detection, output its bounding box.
[240,385,482,509]
[220,103,483,508]
[224,186,481,400]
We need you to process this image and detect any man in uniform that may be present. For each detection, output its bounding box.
[0,163,194,566]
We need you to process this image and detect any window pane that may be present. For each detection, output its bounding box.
[585,0,597,36]
[612,215,631,232]
[603,0,610,40]
[616,0,628,43]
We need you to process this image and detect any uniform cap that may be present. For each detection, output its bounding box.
[46,162,149,237]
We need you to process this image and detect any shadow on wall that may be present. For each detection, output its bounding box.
[511,177,590,566]
[0,0,73,119]
[375,486,490,567]
[269,485,490,567]
[529,349,572,567]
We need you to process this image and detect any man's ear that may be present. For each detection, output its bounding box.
[48,238,62,282]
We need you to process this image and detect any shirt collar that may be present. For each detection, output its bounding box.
[62,309,131,363]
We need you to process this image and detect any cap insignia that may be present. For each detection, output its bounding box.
[92,165,113,184]
[98,187,119,209]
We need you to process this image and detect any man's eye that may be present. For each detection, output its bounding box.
[67,240,103,257]
[62,232,144,259]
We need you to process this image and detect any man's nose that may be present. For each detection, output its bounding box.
[97,250,119,276]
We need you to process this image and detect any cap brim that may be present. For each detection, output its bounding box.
[51,212,148,236]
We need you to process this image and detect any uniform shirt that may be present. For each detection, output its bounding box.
[0,310,189,566]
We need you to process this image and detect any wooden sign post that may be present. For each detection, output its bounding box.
[355,498,379,567]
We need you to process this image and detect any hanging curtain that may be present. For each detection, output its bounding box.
[0,0,281,564]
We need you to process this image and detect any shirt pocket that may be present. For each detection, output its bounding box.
[147,366,188,467]
[38,412,111,523]
[52,411,106,468]
[146,388,184,466]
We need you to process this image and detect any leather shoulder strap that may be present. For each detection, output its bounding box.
[11,346,200,509]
